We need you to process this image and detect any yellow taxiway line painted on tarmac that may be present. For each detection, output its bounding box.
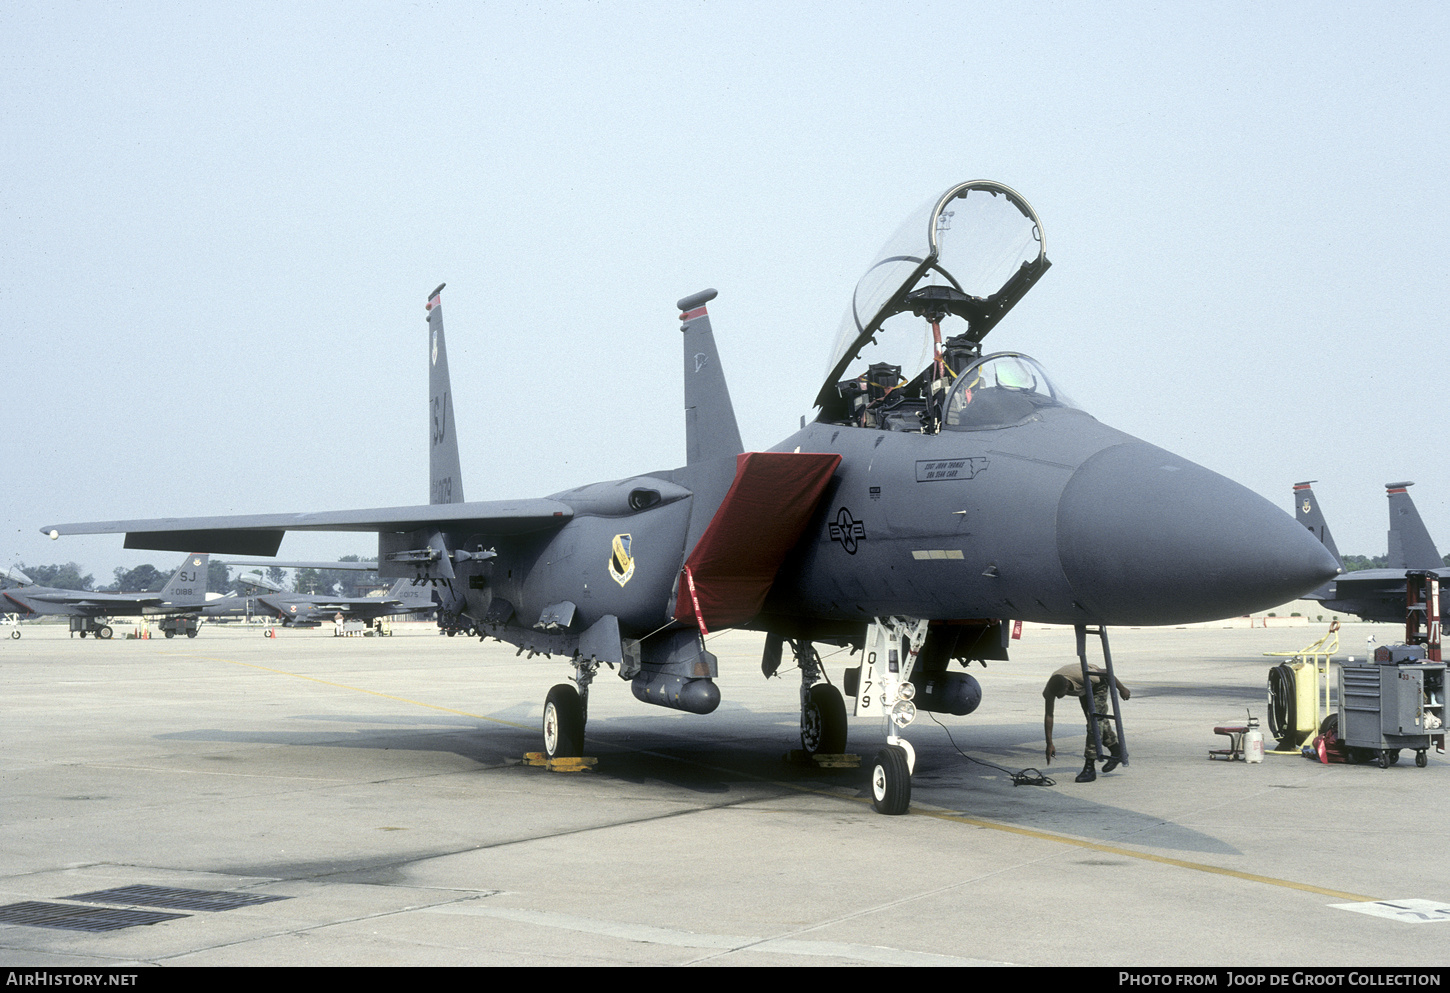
[178,649,1379,903]
[915,810,1380,902]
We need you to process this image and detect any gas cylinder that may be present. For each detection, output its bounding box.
[1245,716,1264,763]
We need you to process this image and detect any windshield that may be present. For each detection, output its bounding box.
[816,181,1049,410]
[943,353,1076,431]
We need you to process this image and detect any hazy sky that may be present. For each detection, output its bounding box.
[3,2,1447,583]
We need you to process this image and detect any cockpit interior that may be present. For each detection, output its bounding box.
[816,181,1067,433]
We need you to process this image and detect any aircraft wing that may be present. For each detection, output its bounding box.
[220,560,380,571]
[41,500,575,556]
[23,591,164,607]
[1330,567,1450,598]
[304,598,400,612]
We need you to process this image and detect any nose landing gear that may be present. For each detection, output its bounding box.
[859,617,929,814]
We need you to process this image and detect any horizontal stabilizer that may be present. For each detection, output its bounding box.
[43,500,575,557]
[674,451,840,630]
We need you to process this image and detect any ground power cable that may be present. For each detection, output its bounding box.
[926,710,1054,786]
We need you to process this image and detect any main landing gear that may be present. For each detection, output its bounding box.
[541,659,598,760]
[795,641,847,757]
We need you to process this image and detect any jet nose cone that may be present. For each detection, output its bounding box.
[1057,443,1340,625]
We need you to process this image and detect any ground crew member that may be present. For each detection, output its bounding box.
[1043,663,1130,783]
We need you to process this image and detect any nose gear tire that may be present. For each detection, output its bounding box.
[870,745,911,815]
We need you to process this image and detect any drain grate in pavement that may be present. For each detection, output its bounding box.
[0,900,188,931]
[62,885,290,912]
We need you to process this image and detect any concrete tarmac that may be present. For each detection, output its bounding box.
[1,619,1446,967]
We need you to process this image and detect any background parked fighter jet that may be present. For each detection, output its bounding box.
[43,182,1336,812]
[202,560,426,627]
[224,576,434,628]
[1295,480,1449,625]
[1,553,210,638]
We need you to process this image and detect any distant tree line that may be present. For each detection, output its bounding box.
[4,556,375,595]
[1339,554,1450,572]
[8,562,95,590]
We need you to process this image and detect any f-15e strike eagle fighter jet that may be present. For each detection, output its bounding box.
[2,554,209,638]
[44,181,1337,813]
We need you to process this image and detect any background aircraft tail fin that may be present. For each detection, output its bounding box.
[1294,481,1344,568]
[160,553,209,604]
[1385,481,1442,569]
[678,289,744,466]
[387,578,436,611]
[426,284,466,505]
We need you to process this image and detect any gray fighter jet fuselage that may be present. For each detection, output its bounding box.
[43,181,1338,811]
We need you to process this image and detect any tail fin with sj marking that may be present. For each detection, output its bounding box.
[159,553,209,605]
[426,284,465,505]
[1386,481,1442,570]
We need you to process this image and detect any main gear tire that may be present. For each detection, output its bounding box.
[801,683,848,756]
[542,683,585,760]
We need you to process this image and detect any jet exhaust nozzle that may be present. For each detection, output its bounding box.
[631,672,721,714]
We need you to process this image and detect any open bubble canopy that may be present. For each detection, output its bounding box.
[814,181,1051,410]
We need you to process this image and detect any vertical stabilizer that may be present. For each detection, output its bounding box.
[426,284,465,504]
[161,553,209,605]
[678,289,744,466]
[387,578,435,612]
[1386,481,1441,569]
[1294,481,1343,568]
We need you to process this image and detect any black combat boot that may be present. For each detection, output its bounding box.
[1075,759,1096,783]
[1102,745,1123,773]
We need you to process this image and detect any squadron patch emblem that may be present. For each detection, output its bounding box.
[609,534,635,587]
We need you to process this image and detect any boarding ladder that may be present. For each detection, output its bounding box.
[1075,624,1128,767]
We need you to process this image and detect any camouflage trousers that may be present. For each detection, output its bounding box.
[1078,682,1118,761]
